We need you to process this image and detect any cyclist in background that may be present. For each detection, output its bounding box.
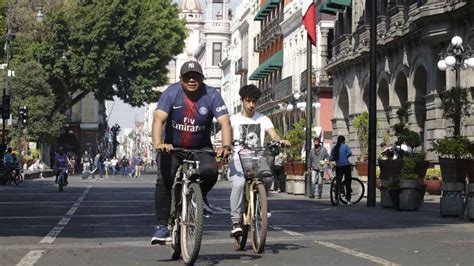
[54,148,70,185]
[329,136,353,204]
[151,60,232,245]
[228,84,290,237]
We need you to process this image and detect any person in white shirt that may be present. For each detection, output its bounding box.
[228,84,290,237]
[110,156,119,176]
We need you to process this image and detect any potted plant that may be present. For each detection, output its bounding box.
[381,176,400,209]
[398,155,426,211]
[428,87,471,183]
[283,119,306,175]
[353,111,368,176]
[424,168,441,195]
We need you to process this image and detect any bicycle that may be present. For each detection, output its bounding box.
[56,168,67,192]
[163,148,216,265]
[233,141,281,254]
[6,167,23,186]
[329,165,365,206]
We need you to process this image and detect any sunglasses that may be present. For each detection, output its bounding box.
[182,73,203,83]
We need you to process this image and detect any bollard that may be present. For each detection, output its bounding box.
[440,182,465,217]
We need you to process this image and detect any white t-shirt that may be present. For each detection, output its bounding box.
[230,112,274,155]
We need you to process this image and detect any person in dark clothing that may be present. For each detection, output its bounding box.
[329,136,353,204]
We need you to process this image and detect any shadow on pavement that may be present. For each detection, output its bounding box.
[196,253,261,265]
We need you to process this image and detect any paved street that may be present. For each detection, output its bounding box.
[0,171,472,266]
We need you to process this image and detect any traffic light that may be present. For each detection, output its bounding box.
[19,106,28,125]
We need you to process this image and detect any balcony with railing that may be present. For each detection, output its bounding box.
[204,20,231,34]
[256,16,283,51]
[327,33,352,65]
[274,76,292,101]
[235,57,248,75]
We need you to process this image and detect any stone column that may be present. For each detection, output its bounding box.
[424,92,446,161]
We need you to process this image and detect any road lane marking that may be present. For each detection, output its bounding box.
[269,225,303,236]
[209,205,230,213]
[314,241,399,266]
[39,186,91,244]
[16,250,45,266]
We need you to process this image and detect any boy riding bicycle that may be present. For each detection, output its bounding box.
[228,84,290,237]
[151,61,232,245]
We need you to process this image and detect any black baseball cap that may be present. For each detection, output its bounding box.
[180,60,203,76]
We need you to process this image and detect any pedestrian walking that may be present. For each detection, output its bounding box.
[329,135,353,204]
[308,138,329,199]
[120,156,130,177]
[111,156,118,176]
[81,151,92,178]
[271,150,286,193]
[104,157,111,178]
[92,153,104,179]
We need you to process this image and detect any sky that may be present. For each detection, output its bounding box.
[108,0,240,129]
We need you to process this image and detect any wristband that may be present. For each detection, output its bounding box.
[222,145,232,151]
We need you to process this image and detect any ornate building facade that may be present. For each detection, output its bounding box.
[322,0,474,161]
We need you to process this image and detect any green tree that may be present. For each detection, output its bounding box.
[7,0,187,114]
[9,61,65,144]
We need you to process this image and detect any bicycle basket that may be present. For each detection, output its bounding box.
[238,148,273,179]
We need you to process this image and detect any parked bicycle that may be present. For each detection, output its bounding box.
[329,165,365,206]
[56,168,67,192]
[162,148,216,265]
[233,140,282,254]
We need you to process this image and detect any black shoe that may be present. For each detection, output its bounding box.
[230,223,243,237]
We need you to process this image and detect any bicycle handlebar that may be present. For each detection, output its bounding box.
[157,147,217,157]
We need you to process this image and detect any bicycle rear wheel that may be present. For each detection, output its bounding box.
[340,178,365,204]
[180,182,203,265]
[330,178,341,206]
[170,221,181,260]
[250,183,268,254]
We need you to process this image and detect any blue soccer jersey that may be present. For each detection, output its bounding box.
[156,82,228,149]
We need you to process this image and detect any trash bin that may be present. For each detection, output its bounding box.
[286,176,294,194]
[293,175,305,195]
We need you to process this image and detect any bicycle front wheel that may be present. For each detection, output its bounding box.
[250,183,268,254]
[13,172,21,186]
[58,174,64,192]
[330,178,341,206]
[340,178,365,204]
[180,182,203,265]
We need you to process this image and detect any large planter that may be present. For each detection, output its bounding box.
[414,160,431,180]
[356,161,368,176]
[468,159,474,183]
[378,159,404,181]
[399,179,423,211]
[283,161,305,176]
[424,179,441,195]
[438,157,469,183]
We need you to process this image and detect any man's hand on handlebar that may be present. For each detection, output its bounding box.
[156,144,174,153]
[216,145,232,158]
[279,139,291,147]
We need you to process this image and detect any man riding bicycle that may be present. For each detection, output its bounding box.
[151,60,232,245]
[54,147,70,185]
[228,84,290,237]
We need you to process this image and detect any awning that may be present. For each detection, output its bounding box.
[326,0,351,9]
[254,0,281,21]
[318,2,340,15]
[249,51,283,80]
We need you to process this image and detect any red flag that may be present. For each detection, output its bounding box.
[302,0,316,46]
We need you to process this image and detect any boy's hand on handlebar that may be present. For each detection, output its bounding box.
[156,144,174,152]
[280,140,291,147]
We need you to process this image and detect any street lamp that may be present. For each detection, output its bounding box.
[110,123,121,157]
[437,36,474,88]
